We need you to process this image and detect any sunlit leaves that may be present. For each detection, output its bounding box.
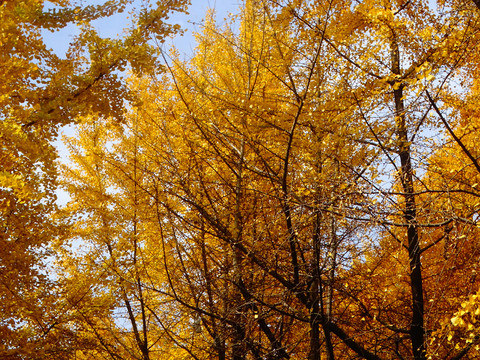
[0,0,189,357]
[4,0,480,358]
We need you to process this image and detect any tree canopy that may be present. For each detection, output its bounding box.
[3,0,480,359]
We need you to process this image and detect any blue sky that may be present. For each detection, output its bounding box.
[42,0,241,58]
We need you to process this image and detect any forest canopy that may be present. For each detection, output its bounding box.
[2,0,480,359]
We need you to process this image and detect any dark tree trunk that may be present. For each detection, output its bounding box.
[391,38,425,360]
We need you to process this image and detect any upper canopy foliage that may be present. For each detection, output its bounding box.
[4,0,480,359]
[0,0,188,357]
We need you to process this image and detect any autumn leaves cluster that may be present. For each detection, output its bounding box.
[3,0,480,359]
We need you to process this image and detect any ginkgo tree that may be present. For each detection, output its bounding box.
[73,0,393,358]
[0,0,188,357]
[58,115,195,359]
[59,0,373,357]
[313,0,480,357]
